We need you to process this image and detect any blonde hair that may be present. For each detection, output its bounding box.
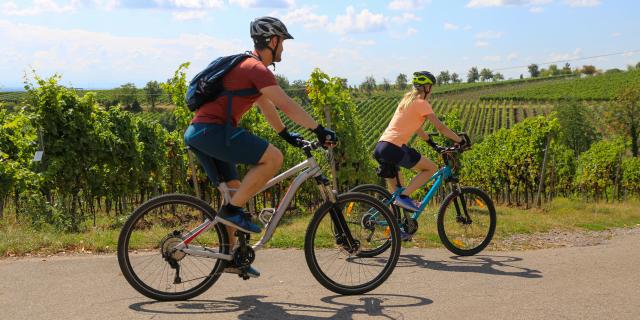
[397,87,427,110]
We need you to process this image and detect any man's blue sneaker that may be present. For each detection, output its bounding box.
[393,196,420,212]
[215,206,262,234]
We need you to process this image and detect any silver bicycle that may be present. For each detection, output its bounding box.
[117,140,401,301]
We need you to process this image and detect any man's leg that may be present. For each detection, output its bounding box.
[229,144,283,207]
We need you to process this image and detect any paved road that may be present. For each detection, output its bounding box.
[2,230,639,320]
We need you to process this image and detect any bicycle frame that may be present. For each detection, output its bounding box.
[173,152,335,262]
[371,164,454,226]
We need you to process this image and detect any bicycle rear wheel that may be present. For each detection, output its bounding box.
[304,192,401,295]
[117,193,229,301]
[437,187,496,256]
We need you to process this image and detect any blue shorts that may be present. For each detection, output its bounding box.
[184,123,269,183]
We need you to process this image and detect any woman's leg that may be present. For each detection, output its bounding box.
[402,156,438,196]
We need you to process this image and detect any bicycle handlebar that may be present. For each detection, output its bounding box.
[425,132,471,154]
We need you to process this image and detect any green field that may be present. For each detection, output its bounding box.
[481,70,640,101]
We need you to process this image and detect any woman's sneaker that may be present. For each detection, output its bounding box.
[393,195,420,212]
[215,205,262,234]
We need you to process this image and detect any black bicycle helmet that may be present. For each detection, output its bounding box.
[250,16,293,69]
[250,16,293,43]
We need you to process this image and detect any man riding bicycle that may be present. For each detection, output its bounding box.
[184,16,337,278]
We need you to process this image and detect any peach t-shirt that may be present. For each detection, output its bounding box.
[379,99,434,146]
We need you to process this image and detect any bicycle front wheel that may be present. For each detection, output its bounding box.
[304,192,401,295]
[117,193,229,301]
[348,184,399,258]
[437,187,496,256]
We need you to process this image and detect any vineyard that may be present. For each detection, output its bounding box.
[1,66,640,236]
[354,96,553,148]
[481,69,640,101]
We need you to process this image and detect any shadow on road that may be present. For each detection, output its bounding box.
[129,293,432,319]
[395,254,543,278]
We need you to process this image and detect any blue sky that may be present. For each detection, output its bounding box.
[1,0,639,89]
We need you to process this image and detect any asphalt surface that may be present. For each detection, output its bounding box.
[1,230,639,320]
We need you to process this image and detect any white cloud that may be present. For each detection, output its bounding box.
[341,37,376,46]
[406,27,417,36]
[466,0,552,8]
[564,0,601,7]
[507,52,519,61]
[463,25,473,31]
[280,7,329,29]
[388,0,431,10]
[229,0,294,9]
[475,30,505,39]
[611,32,621,38]
[172,10,208,20]
[391,12,421,24]
[164,0,224,9]
[1,0,78,16]
[529,6,544,13]
[444,22,459,30]
[475,41,489,47]
[0,19,243,86]
[549,48,582,61]
[483,55,502,62]
[328,6,388,34]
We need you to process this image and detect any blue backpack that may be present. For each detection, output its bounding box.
[185,52,260,145]
[186,52,259,112]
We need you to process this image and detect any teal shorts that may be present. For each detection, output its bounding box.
[184,123,269,183]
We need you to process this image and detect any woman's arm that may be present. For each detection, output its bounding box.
[425,113,462,143]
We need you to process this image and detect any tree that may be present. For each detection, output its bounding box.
[547,64,561,76]
[581,65,597,76]
[382,78,391,91]
[360,76,377,94]
[467,67,479,83]
[493,72,504,81]
[451,73,461,83]
[437,71,451,85]
[117,83,138,107]
[275,74,290,90]
[528,64,540,78]
[608,86,640,157]
[291,79,306,89]
[480,68,493,82]
[555,102,600,156]
[636,62,640,70]
[562,63,572,75]
[144,81,162,110]
[395,73,408,90]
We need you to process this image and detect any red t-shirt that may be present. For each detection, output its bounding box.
[191,54,277,126]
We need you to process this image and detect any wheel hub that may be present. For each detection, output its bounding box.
[160,234,186,261]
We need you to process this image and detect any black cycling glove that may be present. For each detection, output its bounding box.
[311,125,337,146]
[278,128,304,147]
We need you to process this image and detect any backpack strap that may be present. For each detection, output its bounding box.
[222,88,259,146]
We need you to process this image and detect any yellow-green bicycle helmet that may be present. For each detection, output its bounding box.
[412,71,436,87]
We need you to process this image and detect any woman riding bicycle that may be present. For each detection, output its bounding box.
[374,71,466,212]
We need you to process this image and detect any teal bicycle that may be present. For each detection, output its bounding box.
[351,133,496,256]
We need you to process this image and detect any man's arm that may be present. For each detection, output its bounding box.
[259,85,318,130]
[255,95,285,133]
